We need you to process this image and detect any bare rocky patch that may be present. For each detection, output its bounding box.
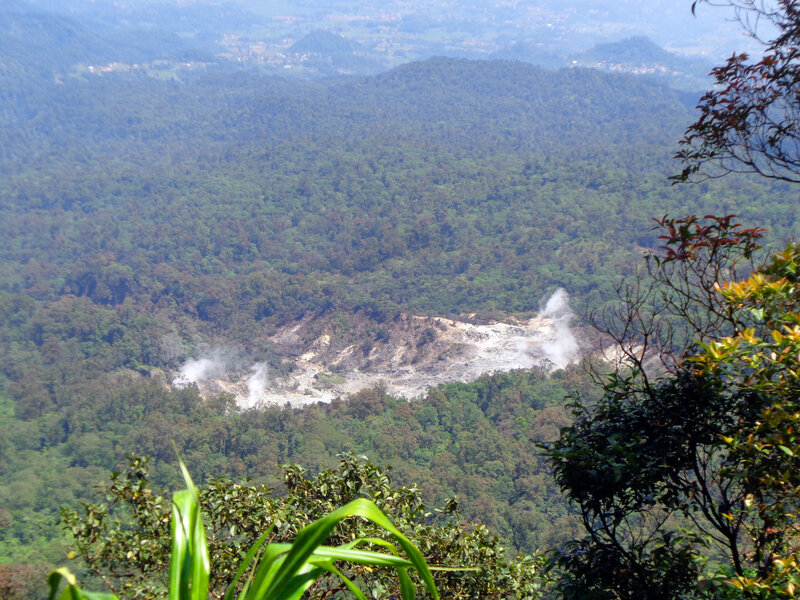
[173,289,585,408]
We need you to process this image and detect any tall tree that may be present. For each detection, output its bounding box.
[549,1,800,593]
[546,216,784,599]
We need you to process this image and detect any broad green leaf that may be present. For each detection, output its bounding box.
[222,526,274,600]
[309,546,414,567]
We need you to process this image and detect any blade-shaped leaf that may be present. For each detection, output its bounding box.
[260,498,438,600]
[309,546,414,567]
[222,526,274,600]
[315,563,370,600]
[169,457,210,600]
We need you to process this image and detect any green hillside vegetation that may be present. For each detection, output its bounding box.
[1,30,800,596]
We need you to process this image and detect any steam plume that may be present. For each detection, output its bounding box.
[173,349,228,389]
[539,288,579,369]
[247,363,269,405]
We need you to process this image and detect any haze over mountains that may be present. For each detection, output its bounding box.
[1,0,751,87]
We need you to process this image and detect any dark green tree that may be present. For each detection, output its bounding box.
[546,214,800,599]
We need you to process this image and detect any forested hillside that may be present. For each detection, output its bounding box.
[2,46,800,594]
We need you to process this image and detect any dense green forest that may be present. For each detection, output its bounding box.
[0,367,588,589]
[3,13,800,596]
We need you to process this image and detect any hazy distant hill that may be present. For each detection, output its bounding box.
[284,30,385,77]
[570,36,712,90]
[0,54,697,165]
[0,1,215,92]
[290,30,361,55]
[2,1,723,91]
[0,8,118,80]
[19,0,257,42]
[490,42,567,70]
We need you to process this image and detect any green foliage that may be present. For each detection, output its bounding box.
[691,244,800,598]
[547,217,800,599]
[1,45,798,589]
[2,367,578,577]
[52,458,441,600]
[62,454,546,599]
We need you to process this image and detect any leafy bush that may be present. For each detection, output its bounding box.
[51,457,440,600]
[61,454,548,599]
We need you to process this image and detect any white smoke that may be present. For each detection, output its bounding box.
[247,363,269,405]
[538,288,579,369]
[173,349,228,389]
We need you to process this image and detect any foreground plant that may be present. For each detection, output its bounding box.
[63,454,546,599]
[692,244,800,598]
[50,458,440,600]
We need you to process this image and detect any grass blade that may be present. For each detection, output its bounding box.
[270,565,326,600]
[48,568,118,600]
[397,567,415,600]
[309,546,414,567]
[222,526,274,600]
[243,543,293,600]
[315,563,370,600]
[169,458,210,600]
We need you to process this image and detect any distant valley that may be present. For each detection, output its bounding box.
[172,289,584,408]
